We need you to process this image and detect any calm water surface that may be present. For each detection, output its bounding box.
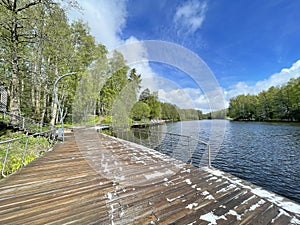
[163,120,300,203]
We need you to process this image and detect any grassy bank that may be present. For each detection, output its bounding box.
[0,127,54,178]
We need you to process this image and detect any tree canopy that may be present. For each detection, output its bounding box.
[130,89,203,122]
[228,77,300,121]
[130,101,150,121]
[0,1,143,126]
[0,0,108,125]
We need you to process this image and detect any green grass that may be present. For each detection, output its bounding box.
[101,116,112,124]
[59,115,101,127]
[0,133,52,178]
[0,113,56,178]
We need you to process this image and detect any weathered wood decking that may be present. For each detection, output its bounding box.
[0,128,299,224]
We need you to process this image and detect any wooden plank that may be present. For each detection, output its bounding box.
[213,190,252,216]
[0,183,112,224]
[271,213,294,225]
[0,130,299,225]
[238,201,274,225]
[250,204,280,225]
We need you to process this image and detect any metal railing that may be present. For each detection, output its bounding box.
[0,102,6,112]
[0,130,56,178]
[111,128,211,168]
[0,111,51,133]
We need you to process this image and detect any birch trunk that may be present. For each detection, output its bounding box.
[9,11,21,116]
[50,97,58,126]
[40,87,47,125]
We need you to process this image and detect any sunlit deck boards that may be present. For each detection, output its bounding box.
[0,128,299,225]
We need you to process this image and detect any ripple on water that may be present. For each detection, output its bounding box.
[159,120,300,204]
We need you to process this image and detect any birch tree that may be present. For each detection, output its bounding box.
[0,0,56,115]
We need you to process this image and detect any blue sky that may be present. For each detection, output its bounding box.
[70,0,300,111]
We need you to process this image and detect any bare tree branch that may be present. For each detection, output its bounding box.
[17,0,42,12]
[0,0,11,10]
[0,22,12,31]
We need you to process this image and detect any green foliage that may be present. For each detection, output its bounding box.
[110,76,141,128]
[179,108,203,121]
[0,135,51,178]
[203,109,227,119]
[228,94,258,120]
[100,129,113,136]
[130,101,151,121]
[131,90,165,122]
[0,1,108,125]
[139,88,151,102]
[161,102,180,121]
[228,77,300,121]
[102,116,113,124]
[146,92,161,119]
[160,103,203,121]
[0,129,23,141]
[99,51,130,116]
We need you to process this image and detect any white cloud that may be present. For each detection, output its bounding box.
[174,0,208,34]
[157,87,214,113]
[72,0,127,49]
[115,37,161,94]
[158,89,195,109]
[156,59,300,112]
[183,88,210,109]
[121,36,149,62]
[225,59,300,104]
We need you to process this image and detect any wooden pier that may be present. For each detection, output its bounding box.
[0,128,299,224]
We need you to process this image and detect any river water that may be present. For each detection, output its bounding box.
[120,120,300,203]
[165,120,300,203]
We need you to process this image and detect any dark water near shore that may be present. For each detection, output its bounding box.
[154,120,300,203]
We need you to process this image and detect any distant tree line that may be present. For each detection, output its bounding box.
[204,109,227,119]
[228,77,300,121]
[130,88,203,122]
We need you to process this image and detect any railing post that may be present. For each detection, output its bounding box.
[1,142,11,178]
[208,144,211,168]
[0,129,57,178]
[106,129,211,168]
[148,130,151,148]
[171,135,174,158]
[188,137,191,164]
[53,72,77,143]
[36,133,41,156]
[22,134,29,166]
[139,130,142,145]
[50,129,56,147]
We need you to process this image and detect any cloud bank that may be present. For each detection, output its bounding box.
[225,60,300,103]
